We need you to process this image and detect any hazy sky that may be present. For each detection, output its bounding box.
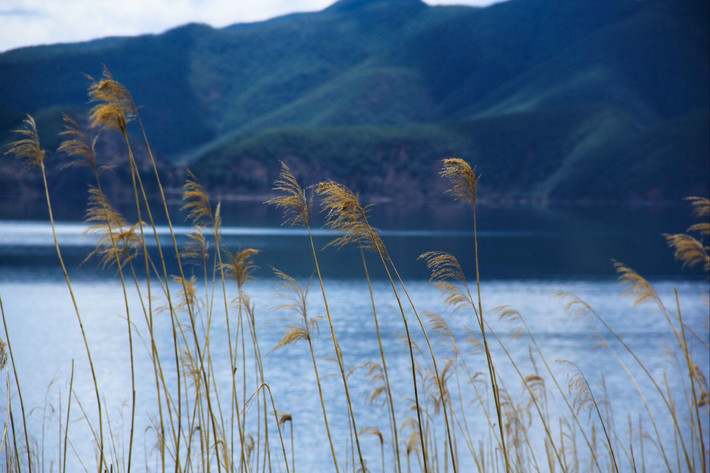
[0,0,505,52]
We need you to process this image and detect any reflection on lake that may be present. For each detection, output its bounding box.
[0,201,704,280]
[0,203,707,471]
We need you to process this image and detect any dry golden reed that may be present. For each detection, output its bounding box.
[222,248,260,290]
[3,70,708,473]
[266,162,311,227]
[5,115,46,169]
[440,158,478,202]
[182,170,215,227]
[83,187,142,269]
[664,197,710,273]
[614,261,665,310]
[88,68,136,132]
[0,339,6,370]
[316,180,384,252]
[58,115,99,170]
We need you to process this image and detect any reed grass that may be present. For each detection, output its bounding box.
[1,71,708,473]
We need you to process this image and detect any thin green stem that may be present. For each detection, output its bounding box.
[307,229,366,472]
[41,162,106,473]
[0,293,32,473]
[358,243,402,473]
[471,202,510,473]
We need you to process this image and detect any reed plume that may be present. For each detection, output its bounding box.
[558,361,619,472]
[0,293,32,473]
[222,249,260,291]
[664,197,710,273]
[84,187,142,270]
[270,268,339,472]
[271,270,321,351]
[316,180,416,473]
[88,68,136,132]
[58,115,102,171]
[172,275,199,314]
[5,115,107,473]
[266,161,311,227]
[182,170,215,226]
[440,158,478,202]
[434,157,510,472]
[419,252,473,313]
[182,227,211,268]
[5,115,46,169]
[360,426,385,473]
[688,196,710,227]
[318,180,413,471]
[181,171,251,469]
[279,412,295,473]
[268,164,365,472]
[317,180,384,252]
[614,261,667,312]
[664,234,710,272]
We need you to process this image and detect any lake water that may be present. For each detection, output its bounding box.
[0,203,707,472]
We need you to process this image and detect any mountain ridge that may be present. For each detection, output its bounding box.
[0,0,707,205]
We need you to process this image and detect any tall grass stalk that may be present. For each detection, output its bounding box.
[5,115,106,473]
[358,243,403,473]
[315,183,403,472]
[475,308,566,470]
[0,293,31,472]
[439,158,509,472]
[88,70,194,470]
[267,163,366,472]
[556,292,673,471]
[271,269,341,473]
[2,373,12,460]
[61,360,74,473]
[60,116,139,473]
[676,289,707,473]
[316,180,452,472]
[2,73,708,473]
[90,69,237,472]
[183,174,248,470]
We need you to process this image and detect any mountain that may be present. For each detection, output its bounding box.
[0,0,707,205]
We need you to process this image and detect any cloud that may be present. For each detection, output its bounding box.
[0,8,43,16]
[0,0,504,52]
[0,0,328,51]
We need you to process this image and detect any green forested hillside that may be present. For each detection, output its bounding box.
[193,105,708,203]
[0,0,707,204]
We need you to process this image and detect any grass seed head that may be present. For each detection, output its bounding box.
[172,275,199,312]
[58,114,98,169]
[87,67,136,132]
[419,251,466,282]
[222,248,260,289]
[182,170,213,226]
[266,161,311,227]
[359,426,384,445]
[614,261,665,310]
[182,227,210,266]
[316,180,383,252]
[5,114,46,169]
[440,158,478,202]
[0,339,6,370]
[83,187,142,269]
[558,360,596,419]
[688,196,710,220]
[279,412,293,425]
[664,233,710,272]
